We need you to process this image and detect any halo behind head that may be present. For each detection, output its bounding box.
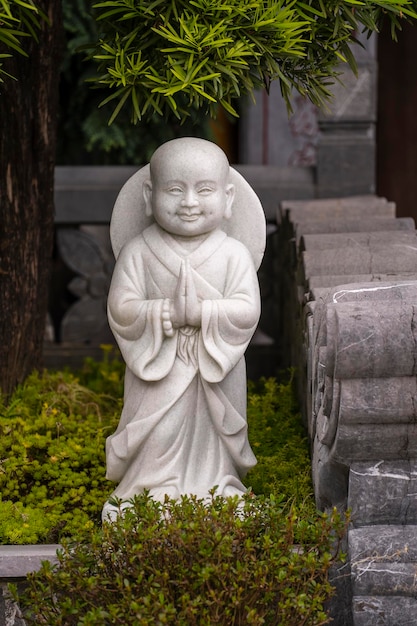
[110,139,266,270]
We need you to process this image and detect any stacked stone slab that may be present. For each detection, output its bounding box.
[277,195,417,625]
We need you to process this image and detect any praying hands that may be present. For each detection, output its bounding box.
[170,259,202,329]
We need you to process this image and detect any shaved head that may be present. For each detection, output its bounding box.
[149,138,230,184]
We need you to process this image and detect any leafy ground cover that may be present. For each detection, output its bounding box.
[0,347,314,544]
[0,346,123,543]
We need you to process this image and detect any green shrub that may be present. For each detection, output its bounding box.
[89,0,417,123]
[0,349,316,544]
[0,347,123,543]
[14,492,347,625]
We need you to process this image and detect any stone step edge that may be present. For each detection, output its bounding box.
[0,545,60,579]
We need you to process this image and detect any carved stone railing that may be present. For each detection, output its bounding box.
[277,194,417,625]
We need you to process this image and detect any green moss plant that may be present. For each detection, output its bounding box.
[0,346,123,543]
[246,374,313,507]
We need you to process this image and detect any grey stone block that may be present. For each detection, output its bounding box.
[316,130,376,198]
[280,195,396,224]
[318,59,376,123]
[325,301,417,379]
[315,377,417,463]
[279,190,417,624]
[314,280,417,308]
[349,525,417,585]
[309,282,417,511]
[0,548,60,626]
[300,230,417,252]
[294,217,415,245]
[349,461,417,526]
[55,166,138,224]
[316,54,377,199]
[302,241,417,278]
[234,165,315,222]
[0,545,59,578]
[0,583,25,626]
[333,422,417,463]
[308,273,417,290]
[312,435,349,509]
[352,596,417,626]
[354,563,417,597]
[334,377,417,425]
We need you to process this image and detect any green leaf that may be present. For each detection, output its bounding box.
[219,98,238,117]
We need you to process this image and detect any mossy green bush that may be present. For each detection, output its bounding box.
[15,492,346,625]
[0,348,316,544]
[0,347,123,544]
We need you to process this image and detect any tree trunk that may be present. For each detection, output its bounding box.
[0,1,63,397]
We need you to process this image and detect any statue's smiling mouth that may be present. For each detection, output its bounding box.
[178,213,201,221]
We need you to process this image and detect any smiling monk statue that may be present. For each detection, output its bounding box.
[102,137,266,519]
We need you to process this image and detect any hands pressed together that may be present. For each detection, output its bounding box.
[163,260,202,334]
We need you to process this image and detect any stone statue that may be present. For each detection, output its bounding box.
[102,137,266,519]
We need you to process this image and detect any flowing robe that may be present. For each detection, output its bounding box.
[106,223,260,502]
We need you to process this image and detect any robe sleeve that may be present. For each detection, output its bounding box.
[107,239,177,381]
[199,241,261,383]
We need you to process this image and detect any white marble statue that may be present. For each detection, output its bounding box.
[102,137,266,519]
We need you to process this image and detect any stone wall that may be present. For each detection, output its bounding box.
[277,194,417,625]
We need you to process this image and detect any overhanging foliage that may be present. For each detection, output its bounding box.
[0,0,45,81]
[2,0,417,121]
[89,0,417,122]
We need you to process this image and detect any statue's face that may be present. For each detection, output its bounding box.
[145,151,234,238]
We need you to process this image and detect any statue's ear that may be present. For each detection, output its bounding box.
[224,183,235,220]
[143,179,153,217]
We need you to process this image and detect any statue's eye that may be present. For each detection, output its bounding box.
[167,186,183,194]
[198,186,214,194]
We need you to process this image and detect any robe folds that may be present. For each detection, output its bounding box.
[106,223,260,502]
